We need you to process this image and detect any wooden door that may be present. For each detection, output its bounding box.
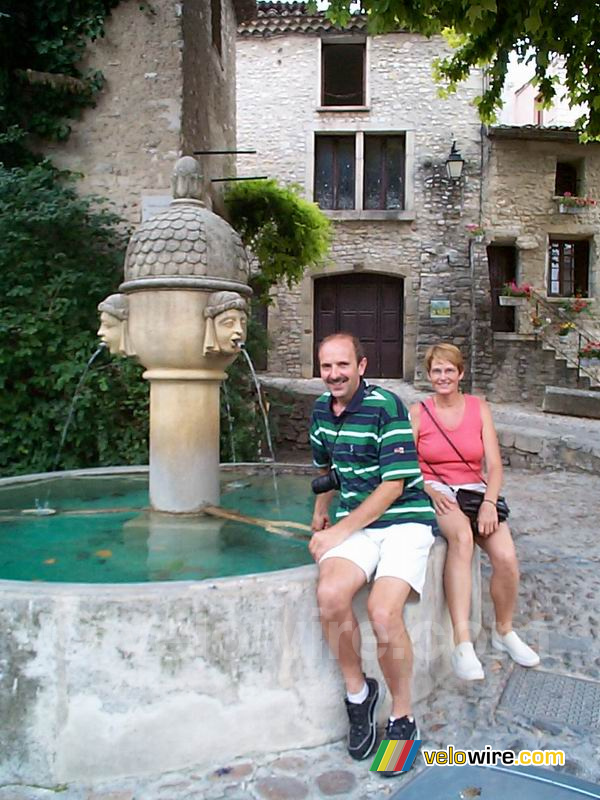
[313,274,404,377]
[487,245,517,332]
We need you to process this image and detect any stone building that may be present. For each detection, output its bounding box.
[43,0,254,222]
[473,125,600,404]
[237,2,485,385]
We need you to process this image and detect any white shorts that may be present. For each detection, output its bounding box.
[425,480,487,501]
[319,523,434,595]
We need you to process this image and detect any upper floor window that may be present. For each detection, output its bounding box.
[548,239,589,297]
[555,161,579,196]
[314,132,406,212]
[321,42,365,107]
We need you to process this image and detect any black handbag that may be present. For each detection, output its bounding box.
[420,401,510,536]
[455,488,509,535]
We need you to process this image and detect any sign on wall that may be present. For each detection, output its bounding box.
[430,299,451,320]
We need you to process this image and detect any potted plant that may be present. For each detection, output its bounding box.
[465,223,485,242]
[530,312,551,332]
[579,340,600,367]
[556,192,598,214]
[498,281,533,306]
[559,296,591,317]
[557,321,576,337]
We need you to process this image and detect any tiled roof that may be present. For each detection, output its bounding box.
[488,124,585,143]
[238,1,367,36]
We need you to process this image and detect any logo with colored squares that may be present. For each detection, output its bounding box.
[370,739,422,774]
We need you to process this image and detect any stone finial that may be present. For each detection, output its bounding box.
[172,156,203,201]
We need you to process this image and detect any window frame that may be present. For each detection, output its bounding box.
[554,159,582,197]
[308,125,415,221]
[314,134,357,210]
[363,134,406,211]
[547,237,590,298]
[317,36,369,111]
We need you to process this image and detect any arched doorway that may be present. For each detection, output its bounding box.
[313,273,404,377]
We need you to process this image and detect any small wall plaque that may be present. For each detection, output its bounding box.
[430,299,451,320]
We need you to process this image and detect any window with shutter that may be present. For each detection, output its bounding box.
[321,43,365,107]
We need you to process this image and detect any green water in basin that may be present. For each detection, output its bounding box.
[0,472,317,583]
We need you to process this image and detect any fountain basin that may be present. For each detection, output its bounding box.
[0,467,480,783]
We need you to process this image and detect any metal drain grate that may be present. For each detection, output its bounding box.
[498,668,600,733]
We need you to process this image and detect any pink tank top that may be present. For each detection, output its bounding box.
[417,395,484,485]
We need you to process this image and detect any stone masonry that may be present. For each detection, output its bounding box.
[472,127,600,401]
[237,5,484,384]
[41,0,251,222]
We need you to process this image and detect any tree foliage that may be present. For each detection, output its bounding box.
[327,0,600,138]
[224,179,332,300]
[0,0,121,165]
[0,162,149,476]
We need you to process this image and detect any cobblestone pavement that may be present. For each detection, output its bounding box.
[2,468,598,799]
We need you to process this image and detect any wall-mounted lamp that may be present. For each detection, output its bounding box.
[445,141,465,181]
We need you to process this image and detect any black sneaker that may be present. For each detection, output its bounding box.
[344,676,380,760]
[380,715,419,778]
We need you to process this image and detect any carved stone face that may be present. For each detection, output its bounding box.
[97,311,124,355]
[213,308,247,354]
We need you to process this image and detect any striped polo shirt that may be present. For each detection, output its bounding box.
[310,380,434,528]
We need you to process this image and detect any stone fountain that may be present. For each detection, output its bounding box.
[98,155,252,512]
[0,158,468,785]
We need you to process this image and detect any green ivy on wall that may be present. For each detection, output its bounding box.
[0,0,122,166]
[0,161,149,476]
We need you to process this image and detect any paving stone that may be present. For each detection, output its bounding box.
[270,756,310,772]
[208,762,254,781]
[0,790,64,800]
[254,776,309,800]
[315,769,357,795]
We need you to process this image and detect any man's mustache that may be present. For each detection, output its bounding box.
[326,377,348,385]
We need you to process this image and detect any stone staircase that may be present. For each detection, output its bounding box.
[528,292,600,418]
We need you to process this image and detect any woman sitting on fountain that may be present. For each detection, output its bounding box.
[410,343,540,681]
[202,290,248,356]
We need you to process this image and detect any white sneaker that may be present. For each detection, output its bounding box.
[492,630,540,667]
[451,642,485,680]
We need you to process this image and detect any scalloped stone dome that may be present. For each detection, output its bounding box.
[124,200,246,283]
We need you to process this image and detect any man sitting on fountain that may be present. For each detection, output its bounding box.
[309,333,435,775]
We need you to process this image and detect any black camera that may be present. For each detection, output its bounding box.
[311,469,341,495]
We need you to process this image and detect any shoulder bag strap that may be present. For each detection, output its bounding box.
[420,400,486,485]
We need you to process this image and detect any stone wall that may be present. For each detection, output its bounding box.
[237,30,484,381]
[481,337,587,405]
[474,132,600,397]
[42,0,239,223]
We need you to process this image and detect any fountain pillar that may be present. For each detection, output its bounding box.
[100,156,251,513]
[146,373,223,510]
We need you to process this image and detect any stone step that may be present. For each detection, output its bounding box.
[542,386,600,419]
[539,336,600,388]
